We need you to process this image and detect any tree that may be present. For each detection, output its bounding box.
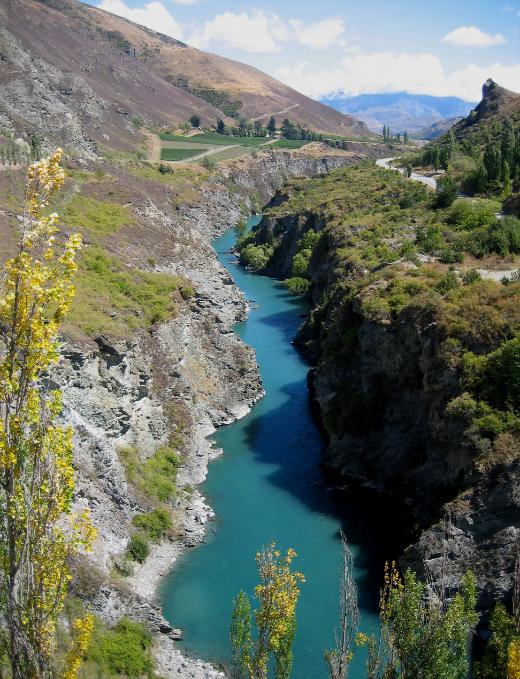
[267,116,277,135]
[358,563,478,679]
[484,142,501,181]
[432,146,441,171]
[436,175,458,207]
[0,150,96,678]
[230,544,304,679]
[501,118,515,167]
[254,120,264,136]
[324,532,359,679]
[189,114,201,128]
[216,118,226,134]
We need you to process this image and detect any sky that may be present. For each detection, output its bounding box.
[87,0,520,102]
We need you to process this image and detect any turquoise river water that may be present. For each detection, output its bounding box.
[161,217,405,678]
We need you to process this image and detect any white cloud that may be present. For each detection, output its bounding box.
[294,18,346,50]
[276,52,520,102]
[97,0,183,38]
[188,10,290,53]
[442,26,506,47]
[187,10,346,53]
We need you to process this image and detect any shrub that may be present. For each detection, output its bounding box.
[462,268,482,285]
[88,618,155,678]
[126,534,150,564]
[439,246,464,264]
[447,199,500,230]
[292,249,311,277]
[118,446,180,504]
[436,175,458,208]
[284,277,310,296]
[132,508,172,541]
[240,244,272,271]
[435,270,459,294]
[416,224,443,253]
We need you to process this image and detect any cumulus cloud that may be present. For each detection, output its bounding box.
[188,10,290,53]
[293,17,346,50]
[442,26,506,47]
[276,52,520,101]
[97,0,183,38]
[188,10,346,53]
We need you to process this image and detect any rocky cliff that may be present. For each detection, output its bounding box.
[244,162,520,620]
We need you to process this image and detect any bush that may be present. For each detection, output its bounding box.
[447,199,500,230]
[126,534,150,563]
[118,446,180,504]
[240,244,272,271]
[88,618,155,678]
[439,246,464,264]
[435,270,459,294]
[416,224,443,253]
[462,268,482,285]
[132,508,172,541]
[436,175,458,208]
[292,249,311,277]
[284,277,310,296]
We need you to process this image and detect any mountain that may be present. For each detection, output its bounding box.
[321,92,475,134]
[0,0,368,153]
[448,78,520,142]
[416,117,462,140]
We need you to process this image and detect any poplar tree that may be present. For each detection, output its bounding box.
[0,150,95,678]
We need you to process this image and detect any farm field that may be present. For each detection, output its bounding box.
[161,148,207,161]
[270,139,311,149]
[159,132,273,147]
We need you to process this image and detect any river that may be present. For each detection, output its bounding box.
[160,216,408,678]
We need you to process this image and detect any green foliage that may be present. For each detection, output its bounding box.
[435,270,459,294]
[436,175,458,208]
[240,244,273,271]
[416,224,443,253]
[447,199,500,230]
[284,277,311,296]
[463,216,520,257]
[474,604,518,678]
[62,195,134,236]
[190,114,201,128]
[132,508,172,542]
[371,568,478,679]
[230,591,252,679]
[84,618,155,678]
[463,333,520,413]
[292,250,311,277]
[67,246,192,337]
[118,446,180,504]
[126,534,150,564]
[462,268,482,285]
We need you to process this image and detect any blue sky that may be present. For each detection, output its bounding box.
[89,0,520,101]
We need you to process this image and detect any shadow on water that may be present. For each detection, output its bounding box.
[160,218,413,678]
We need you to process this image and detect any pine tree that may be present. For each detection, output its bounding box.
[216,118,226,134]
[267,116,277,135]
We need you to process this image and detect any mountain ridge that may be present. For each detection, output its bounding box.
[322,91,475,134]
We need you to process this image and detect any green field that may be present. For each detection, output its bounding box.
[270,139,311,149]
[161,148,206,161]
[159,132,271,147]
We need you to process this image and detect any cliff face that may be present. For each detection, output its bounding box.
[41,151,361,678]
[247,164,520,616]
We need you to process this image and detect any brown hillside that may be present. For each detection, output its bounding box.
[0,0,369,153]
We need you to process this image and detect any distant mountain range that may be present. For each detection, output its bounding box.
[321,92,476,135]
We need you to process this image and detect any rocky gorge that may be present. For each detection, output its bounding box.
[242,163,520,622]
[40,149,367,678]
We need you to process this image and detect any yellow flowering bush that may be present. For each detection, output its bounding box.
[0,150,95,678]
[230,544,304,679]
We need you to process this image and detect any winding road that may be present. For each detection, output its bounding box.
[376,156,438,189]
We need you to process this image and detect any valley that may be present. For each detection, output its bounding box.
[0,1,519,678]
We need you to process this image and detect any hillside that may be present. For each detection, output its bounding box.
[0,0,368,154]
[449,78,520,141]
[416,116,462,140]
[322,92,475,134]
